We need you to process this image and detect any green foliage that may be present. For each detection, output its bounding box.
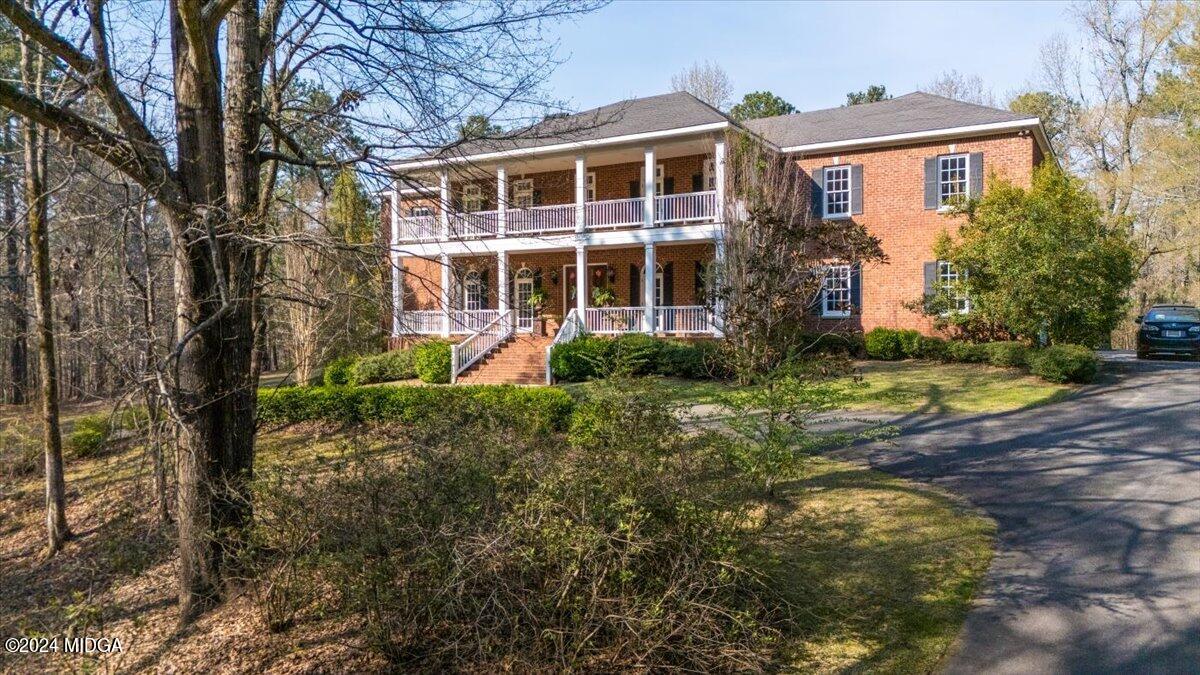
[550,336,724,382]
[944,340,988,363]
[67,415,111,458]
[729,90,796,121]
[249,383,784,670]
[457,113,503,140]
[981,341,1030,368]
[1027,344,1099,383]
[257,384,574,434]
[322,355,357,387]
[846,84,891,105]
[1008,90,1077,147]
[932,165,1138,347]
[897,329,924,358]
[864,327,905,360]
[413,340,452,384]
[789,332,866,358]
[350,349,416,385]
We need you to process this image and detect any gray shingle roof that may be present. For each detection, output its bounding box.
[413,92,730,162]
[745,92,1035,148]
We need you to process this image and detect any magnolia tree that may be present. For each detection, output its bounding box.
[0,0,601,622]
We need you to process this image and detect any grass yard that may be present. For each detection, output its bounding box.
[594,359,1077,414]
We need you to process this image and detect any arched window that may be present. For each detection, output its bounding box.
[463,269,482,311]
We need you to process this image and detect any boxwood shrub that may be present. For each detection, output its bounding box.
[351,349,416,385]
[864,327,905,360]
[322,355,357,387]
[1027,344,1099,384]
[550,335,724,382]
[982,341,1030,368]
[413,340,452,384]
[258,384,574,433]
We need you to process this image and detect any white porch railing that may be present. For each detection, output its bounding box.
[506,203,576,234]
[655,190,717,224]
[545,308,583,384]
[654,306,713,334]
[583,307,645,334]
[585,196,643,229]
[451,310,515,384]
[450,309,501,333]
[398,214,439,241]
[396,310,444,334]
[452,210,500,239]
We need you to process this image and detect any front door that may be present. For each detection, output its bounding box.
[515,275,534,332]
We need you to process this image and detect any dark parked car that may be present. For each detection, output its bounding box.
[1136,305,1200,359]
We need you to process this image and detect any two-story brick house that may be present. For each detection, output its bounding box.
[383,91,1051,383]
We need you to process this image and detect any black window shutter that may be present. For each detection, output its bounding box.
[662,262,674,305]
[850,263,862,311]
[694,260,705,305]
[811,167,825,218]
[923,261,937,296]
[629,264,640,306]
[533,268,543,293]
[628,180,640,198]
[532,189,543,206]
[692,174,703,192]
[480,270,490,309]
[969,152,984,197]
[663,177,675,195]
[851,164,864,215]
[810,269,824,316]
[923,157,939,209]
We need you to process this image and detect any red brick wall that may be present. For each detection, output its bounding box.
[794,131,1041,335]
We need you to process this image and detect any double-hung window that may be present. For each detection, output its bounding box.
[937,260,970,314]
[938,154,968,207]
[586,172,596,202]
[462,184,484,212]
[703,159,716,191]
[463,270,483,311]
[822,265,852,318]
[512,179,534,208]
[823,165,851,218]
[640,164,665,196]
[409,206,432,217]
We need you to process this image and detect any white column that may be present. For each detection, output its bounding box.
[643,243,655,333]
[439,170,450,240]
[497,250,509,321]
[643,146,656,228]
[713,237,725,337]
[390,188,402,338]
[440,253,451,337]
[575,245,587,317]
[574,155,586,233]
[714,138,727,221]
[496,165,507,237]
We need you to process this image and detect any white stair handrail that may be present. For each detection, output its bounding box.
[451,310,515,384]
[545,308,584,384]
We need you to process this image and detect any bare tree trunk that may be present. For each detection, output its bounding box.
[3,114,27,404]
[23,30,68,555]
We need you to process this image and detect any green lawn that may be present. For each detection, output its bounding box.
[578,359,1076,414]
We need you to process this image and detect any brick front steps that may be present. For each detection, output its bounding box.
[457,334,554,385]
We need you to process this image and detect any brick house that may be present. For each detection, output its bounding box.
[383,92,1052,383]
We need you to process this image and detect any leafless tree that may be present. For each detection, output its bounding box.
[923,69,996,107]
[671,60,733,111]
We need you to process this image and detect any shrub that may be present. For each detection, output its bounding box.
[549,335,609,382]
[67,415,111,458]
[351,349,416,385]
[257,384,574,434]
[551,336,724,382]
[656,340,724,379]
[982,341,1029,368]
[250,383,784,670]
[1028,344,1099,383]
[917,335,948,360]
[945,340,988,363]
[608,332,663,376]
[1,428,41,479]
[413,340,452,384]
[897,329,924,359]
[322,355,357,387]
[864,327,904,360]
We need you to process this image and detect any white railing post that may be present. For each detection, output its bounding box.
[575,155,586,233]
[713,236,725,337]
[643,145,656,228]
[715,138,726,223]
[440,253,451,338]
[497,250,509,316]
[496,165,507,237]
[439,170,451,240]
[643,243,655,333]
[390,187,401,339]
[575,245,587,316]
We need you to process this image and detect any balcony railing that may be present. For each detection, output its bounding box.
[396,190,717,243]
[399,306,717,337]
[396,309,501,335]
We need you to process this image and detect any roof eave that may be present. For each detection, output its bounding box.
[777,118,1046,155]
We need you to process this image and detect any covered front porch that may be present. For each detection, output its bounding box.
[394,240,723,338]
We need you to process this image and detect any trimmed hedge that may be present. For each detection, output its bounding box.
[550,335,724,382]
[351,349,416,385]
[1027,344,1099,384]
[413,340,452,384]
[864,327,920,360]
[981,341,1029,368]
[322,355,357,387]
[258,384,574,433]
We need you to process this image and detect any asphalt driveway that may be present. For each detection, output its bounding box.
[831,353,1200,674]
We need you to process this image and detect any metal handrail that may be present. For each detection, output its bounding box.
[450,310,515,384]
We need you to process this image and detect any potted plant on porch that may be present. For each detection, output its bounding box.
[527,289,549,336]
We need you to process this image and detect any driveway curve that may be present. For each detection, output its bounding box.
[834,353,1200,674]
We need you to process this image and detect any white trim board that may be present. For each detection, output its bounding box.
[779,118,1048,156]
[392,222,723,258]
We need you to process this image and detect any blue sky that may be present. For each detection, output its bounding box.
[543,0,1075,112]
